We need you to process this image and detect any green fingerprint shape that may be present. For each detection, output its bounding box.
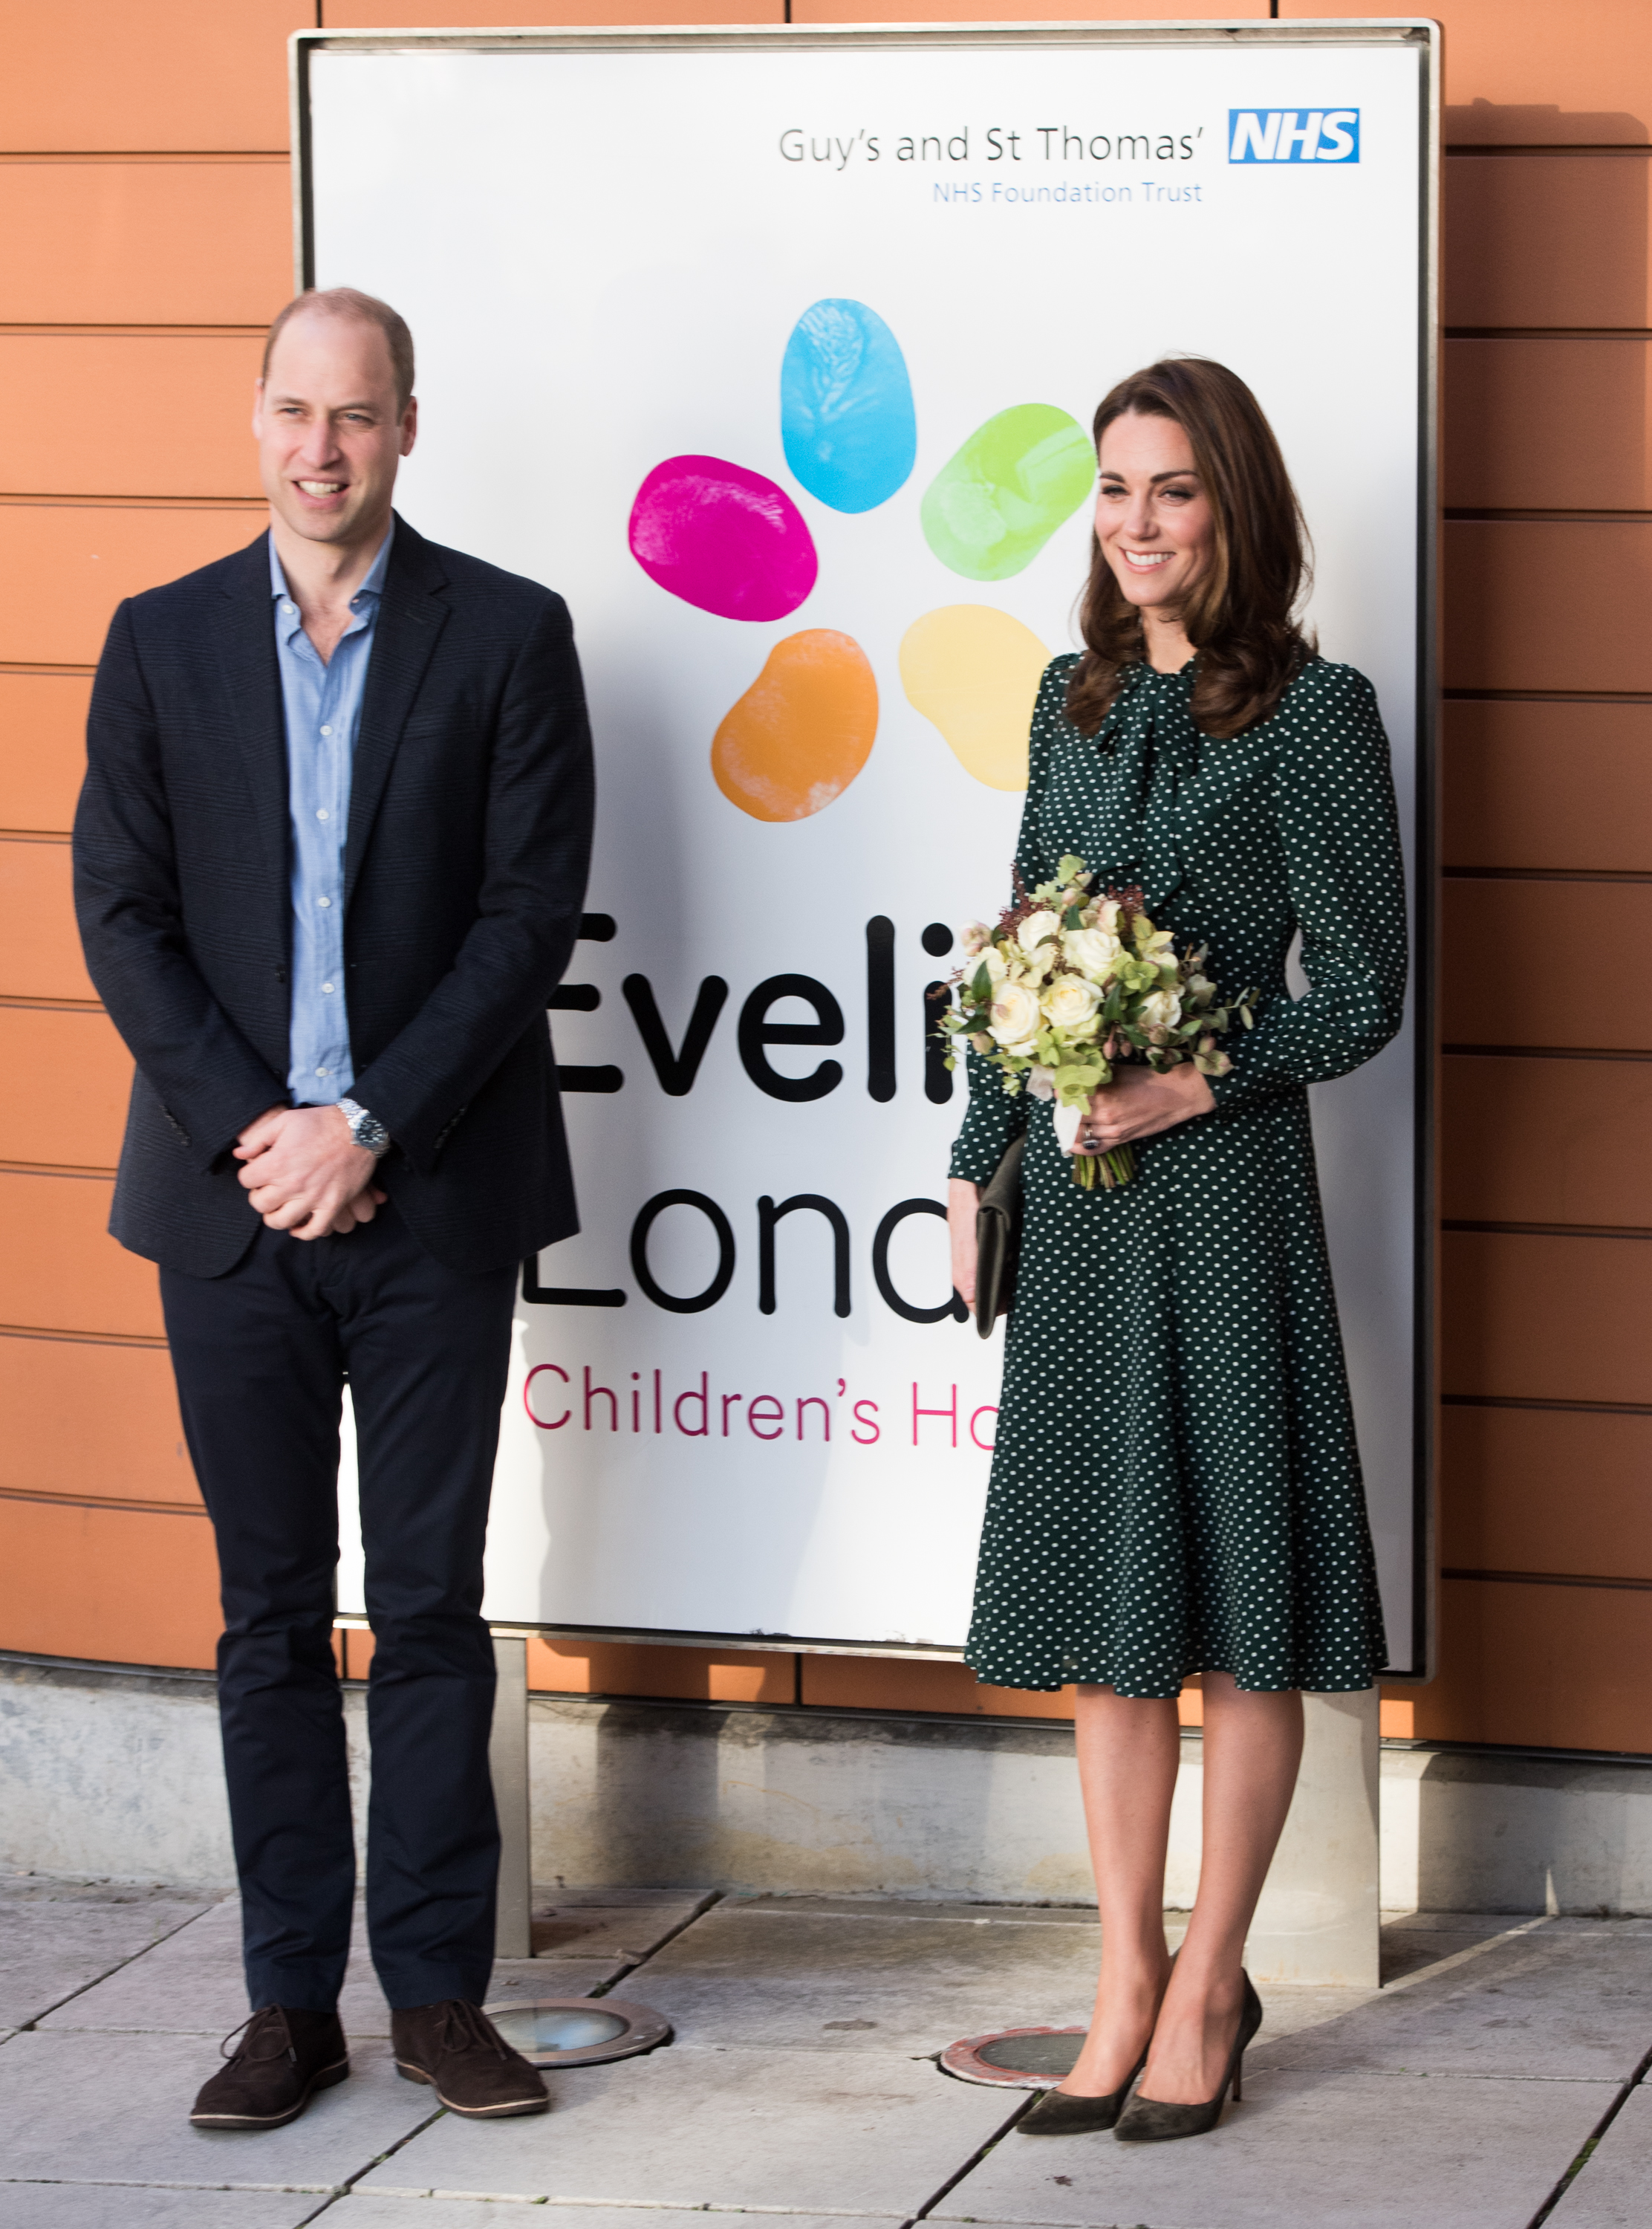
[921,404,1095,581]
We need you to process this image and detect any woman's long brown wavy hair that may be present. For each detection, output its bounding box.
[1065,357,1313,741]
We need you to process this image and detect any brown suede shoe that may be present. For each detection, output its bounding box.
[391,1999,549,2118]
[190,2005,349,2129]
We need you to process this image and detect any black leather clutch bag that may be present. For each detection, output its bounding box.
[973,1133,1025,1339]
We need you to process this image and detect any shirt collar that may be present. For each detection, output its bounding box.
[269,517,396,629]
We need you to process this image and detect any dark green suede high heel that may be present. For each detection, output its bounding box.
[1016,2045,1149,2136]
[1111,1973,1262,2143]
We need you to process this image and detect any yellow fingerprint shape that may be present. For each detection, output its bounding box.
[712,629,879,823]
[899,605,1048,791]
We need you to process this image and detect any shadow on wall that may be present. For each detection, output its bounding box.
[1414,1750,1652,1917]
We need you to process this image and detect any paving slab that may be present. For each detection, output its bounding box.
[530,1895,712,1961]
[331,2204,900,2229]
[0,2188,323,2228]
[356,2043,1020,2212]
[1377,1912,1533,1985]
[1547,2082,1652,2228]
[0,1878,215,2029]
[631,1901,1104,2054]
[0,2030,435,2194]
[1251,1926,1652,2081]
[935,2067,1618,2229]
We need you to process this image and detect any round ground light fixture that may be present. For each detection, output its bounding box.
[942,2026,1087,2089]
[481,1996,672,2069]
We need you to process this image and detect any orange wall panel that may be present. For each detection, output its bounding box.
[1441,878,1652,1051]
[0,160,291,328]
[325,0,779,19]
[1442,1230,1652,1408]
[1443,700,1652,877]
[0,840,97,1002]
[0,1334,196,1508]
[0,1496,217,1671]
[1411,1575,1652,1753]
[1440,1404,1652,1582]
[1443,339,1652,513]
[1441,1054,1652,1230]
[524,1637,795,1703]
[0,1008,131,1171]
[0,1171,164,1340]
[801,1652,1078,1722]
[0,674,91,835]
[1283,0,1652,146]
[0,3,308,153]
[1445,523,1652,696]
[1444,155,1651,331]
[0,503,263,668]
[0,336,264,502]
[793,0,1261,16]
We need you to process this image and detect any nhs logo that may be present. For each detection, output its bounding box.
[1229,109,1360,164]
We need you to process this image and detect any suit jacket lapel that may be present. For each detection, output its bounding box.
[215,533,290,898]
[345,516,449,909]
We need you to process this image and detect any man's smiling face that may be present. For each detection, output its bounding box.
[253,308,416,554]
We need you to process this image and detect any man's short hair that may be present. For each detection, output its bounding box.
[261,288,416,412]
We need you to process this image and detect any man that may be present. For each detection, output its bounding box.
[74,288,594,2127]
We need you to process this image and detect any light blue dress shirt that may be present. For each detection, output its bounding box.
[270,524,393,1106]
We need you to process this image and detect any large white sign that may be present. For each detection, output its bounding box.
[306,25,1434,1671]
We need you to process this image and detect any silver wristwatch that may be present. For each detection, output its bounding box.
[337,1098,391,1158]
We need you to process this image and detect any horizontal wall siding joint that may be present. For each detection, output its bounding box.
[0,1323,166,1350]
[1446,145,1652,160]
[1443,1567,1652,1594]
[1446,509,1652,524]
[1442,866,1652,885]
[0,995,105,1015]
[1443,1219,1652,1242]
[0,662,94,679]
[0,152,288,166]
[1442,1043,1652,1065]
[0,1486,203,1519]
[1443,1392,1652,1418]
[1443,689,1652,706]
[0,493,264,513]
[1446,328,1652,341]
[0,325,272,340]
[0,829,71,847]
[0,1161,117,1181]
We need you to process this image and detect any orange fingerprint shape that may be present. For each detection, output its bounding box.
[712,629,878,823]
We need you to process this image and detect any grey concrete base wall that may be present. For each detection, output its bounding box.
[5,1652,1652,1914]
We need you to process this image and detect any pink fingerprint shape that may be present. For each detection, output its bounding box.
[628,455,818,622]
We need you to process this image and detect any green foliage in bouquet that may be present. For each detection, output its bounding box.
[940,856,1255,1190]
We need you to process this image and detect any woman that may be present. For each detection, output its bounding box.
[947,357,1405,2143]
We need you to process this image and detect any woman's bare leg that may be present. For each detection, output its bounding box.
[1136,1675,1304,2103]
[1061,1684,1181,2095]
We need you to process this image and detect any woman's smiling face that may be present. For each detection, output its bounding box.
[1093,409,1215,620]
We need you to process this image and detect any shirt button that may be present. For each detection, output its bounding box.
[316,808,329,821]
[317,895,331,909]
[322,983,334,994]
[320,724,332,737]
[316,1066,328,1077]
[284,603,296,616]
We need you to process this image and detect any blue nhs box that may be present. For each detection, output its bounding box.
[1228,109,1360,163]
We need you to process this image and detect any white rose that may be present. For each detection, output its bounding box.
[1139,989,1183,1033]
[981,944,1009,987]
[988,981,1041,1051]
[1042,974,1102,1030]
[1017,909,1061,957]
[1087,898,1122,934]
[1063,927,1123,981]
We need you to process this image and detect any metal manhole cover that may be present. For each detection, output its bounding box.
[941,2025,1086,2088]
[482,1996,672,2068]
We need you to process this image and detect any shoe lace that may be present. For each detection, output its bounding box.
[435,1999,508,2060]
[218,2005,296,2067]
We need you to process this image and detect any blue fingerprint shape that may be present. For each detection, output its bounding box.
[781,299,917,515]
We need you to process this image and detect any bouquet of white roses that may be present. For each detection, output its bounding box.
[941,854,1255,1190]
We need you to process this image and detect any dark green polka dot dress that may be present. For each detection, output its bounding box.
[950,653,1405,1697]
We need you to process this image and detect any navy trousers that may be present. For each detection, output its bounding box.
[160,1202,518,2013]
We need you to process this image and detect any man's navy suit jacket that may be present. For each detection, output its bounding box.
[73,513,595,1279]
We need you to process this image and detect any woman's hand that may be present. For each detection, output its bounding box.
[948,1177,981,1306]
[1078,1063,1214,1152]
